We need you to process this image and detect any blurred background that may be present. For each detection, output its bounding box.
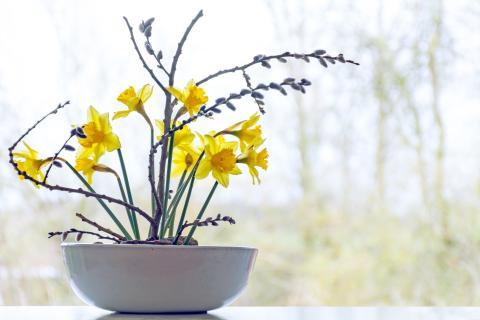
[1,0,480,305]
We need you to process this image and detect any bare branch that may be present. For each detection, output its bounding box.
[7,102,155,227]
[173,214,235,244]
[123,17,168,95]
[76,213,126,240]
[48,228,121,243]
[197,50,359,86]
[169,10,204,87]
[150,10,204,238]
[43,133,74,182]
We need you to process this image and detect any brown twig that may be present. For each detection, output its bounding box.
[76,213,126,240]
[123,17,168,95]
[43,132,74,182]
[150,10,204,238]
[173,214,235,244]
[197,50,359,86]
[7,102,154,227]
[242,70,265,114]
[149,76,311,164]
[48,228,121,243]
[169,10,203,87]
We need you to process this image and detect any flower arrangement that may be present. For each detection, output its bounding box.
[7,10,358,245]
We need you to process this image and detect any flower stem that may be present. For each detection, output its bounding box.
[160,169,192,239]
[176,170,187,196]
[164,133,175,237]
[159,154,204,239]
[175,175,195,237]
[64,161,132,240]
[183,181,218,245]
[116,177,137,240]
[117,149,140,239]
[150,128,156,217]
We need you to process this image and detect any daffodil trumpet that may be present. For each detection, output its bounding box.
[77,106,121,160]
[12,142,56,187]
[236,142,269,185]
[167,80,208,118]
[114,84,154,129]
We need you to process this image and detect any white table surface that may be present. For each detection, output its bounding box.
[1,306,480,320]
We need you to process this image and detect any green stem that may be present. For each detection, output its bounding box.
[164,170,186,237]
[183,182,219,245]
[160,161,198,238]
[176,170,187,200]
[117,149,140,239]
[164,133,175,237]
[159,153,204,239]
[116,177,137,239]
[175,175,195,236]
[64,161,132,240]
[160,172,192,239]
[150,128,156,217]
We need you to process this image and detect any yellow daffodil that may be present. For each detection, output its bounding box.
[221,113,263,151]
[171,146,201,177]
[114,84,153,127]
[167,79,208,117]
[13,142,50,186]
[74,156,117,184]
[78,106,121,160]
[196,135,241,187]
[237,141,269,184]
[155,120,195,151]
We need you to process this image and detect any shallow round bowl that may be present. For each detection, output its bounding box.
[61,243,258,313]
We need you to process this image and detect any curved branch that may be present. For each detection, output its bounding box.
[76,212,126,240]
[8,102,155,227]
[169,10,203,86]
[151,10,204,237]
[48,228,121,243]
[123,17,168,95]
[197,50,359,86]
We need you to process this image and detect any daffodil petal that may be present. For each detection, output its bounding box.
[113,110,131,120]
[104,133,121,152]
[195,159,211,179]
[138,84,153,102]
[167,86,184,101]
[212,169,229,188]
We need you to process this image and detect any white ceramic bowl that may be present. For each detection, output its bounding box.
[61,243,258,313]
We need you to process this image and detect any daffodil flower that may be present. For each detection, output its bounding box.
[221,113,263,151]
[114,84,153,127]
[155,120,195,151]
[13,142,50,186]
[74,156,117,184]
[171,146,201,177]
[237,140,269,184]
[196,135,241,187]
[77,106,121,160]
[167,80,208,118]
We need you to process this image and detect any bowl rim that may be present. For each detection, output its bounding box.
[61,243,258,251]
